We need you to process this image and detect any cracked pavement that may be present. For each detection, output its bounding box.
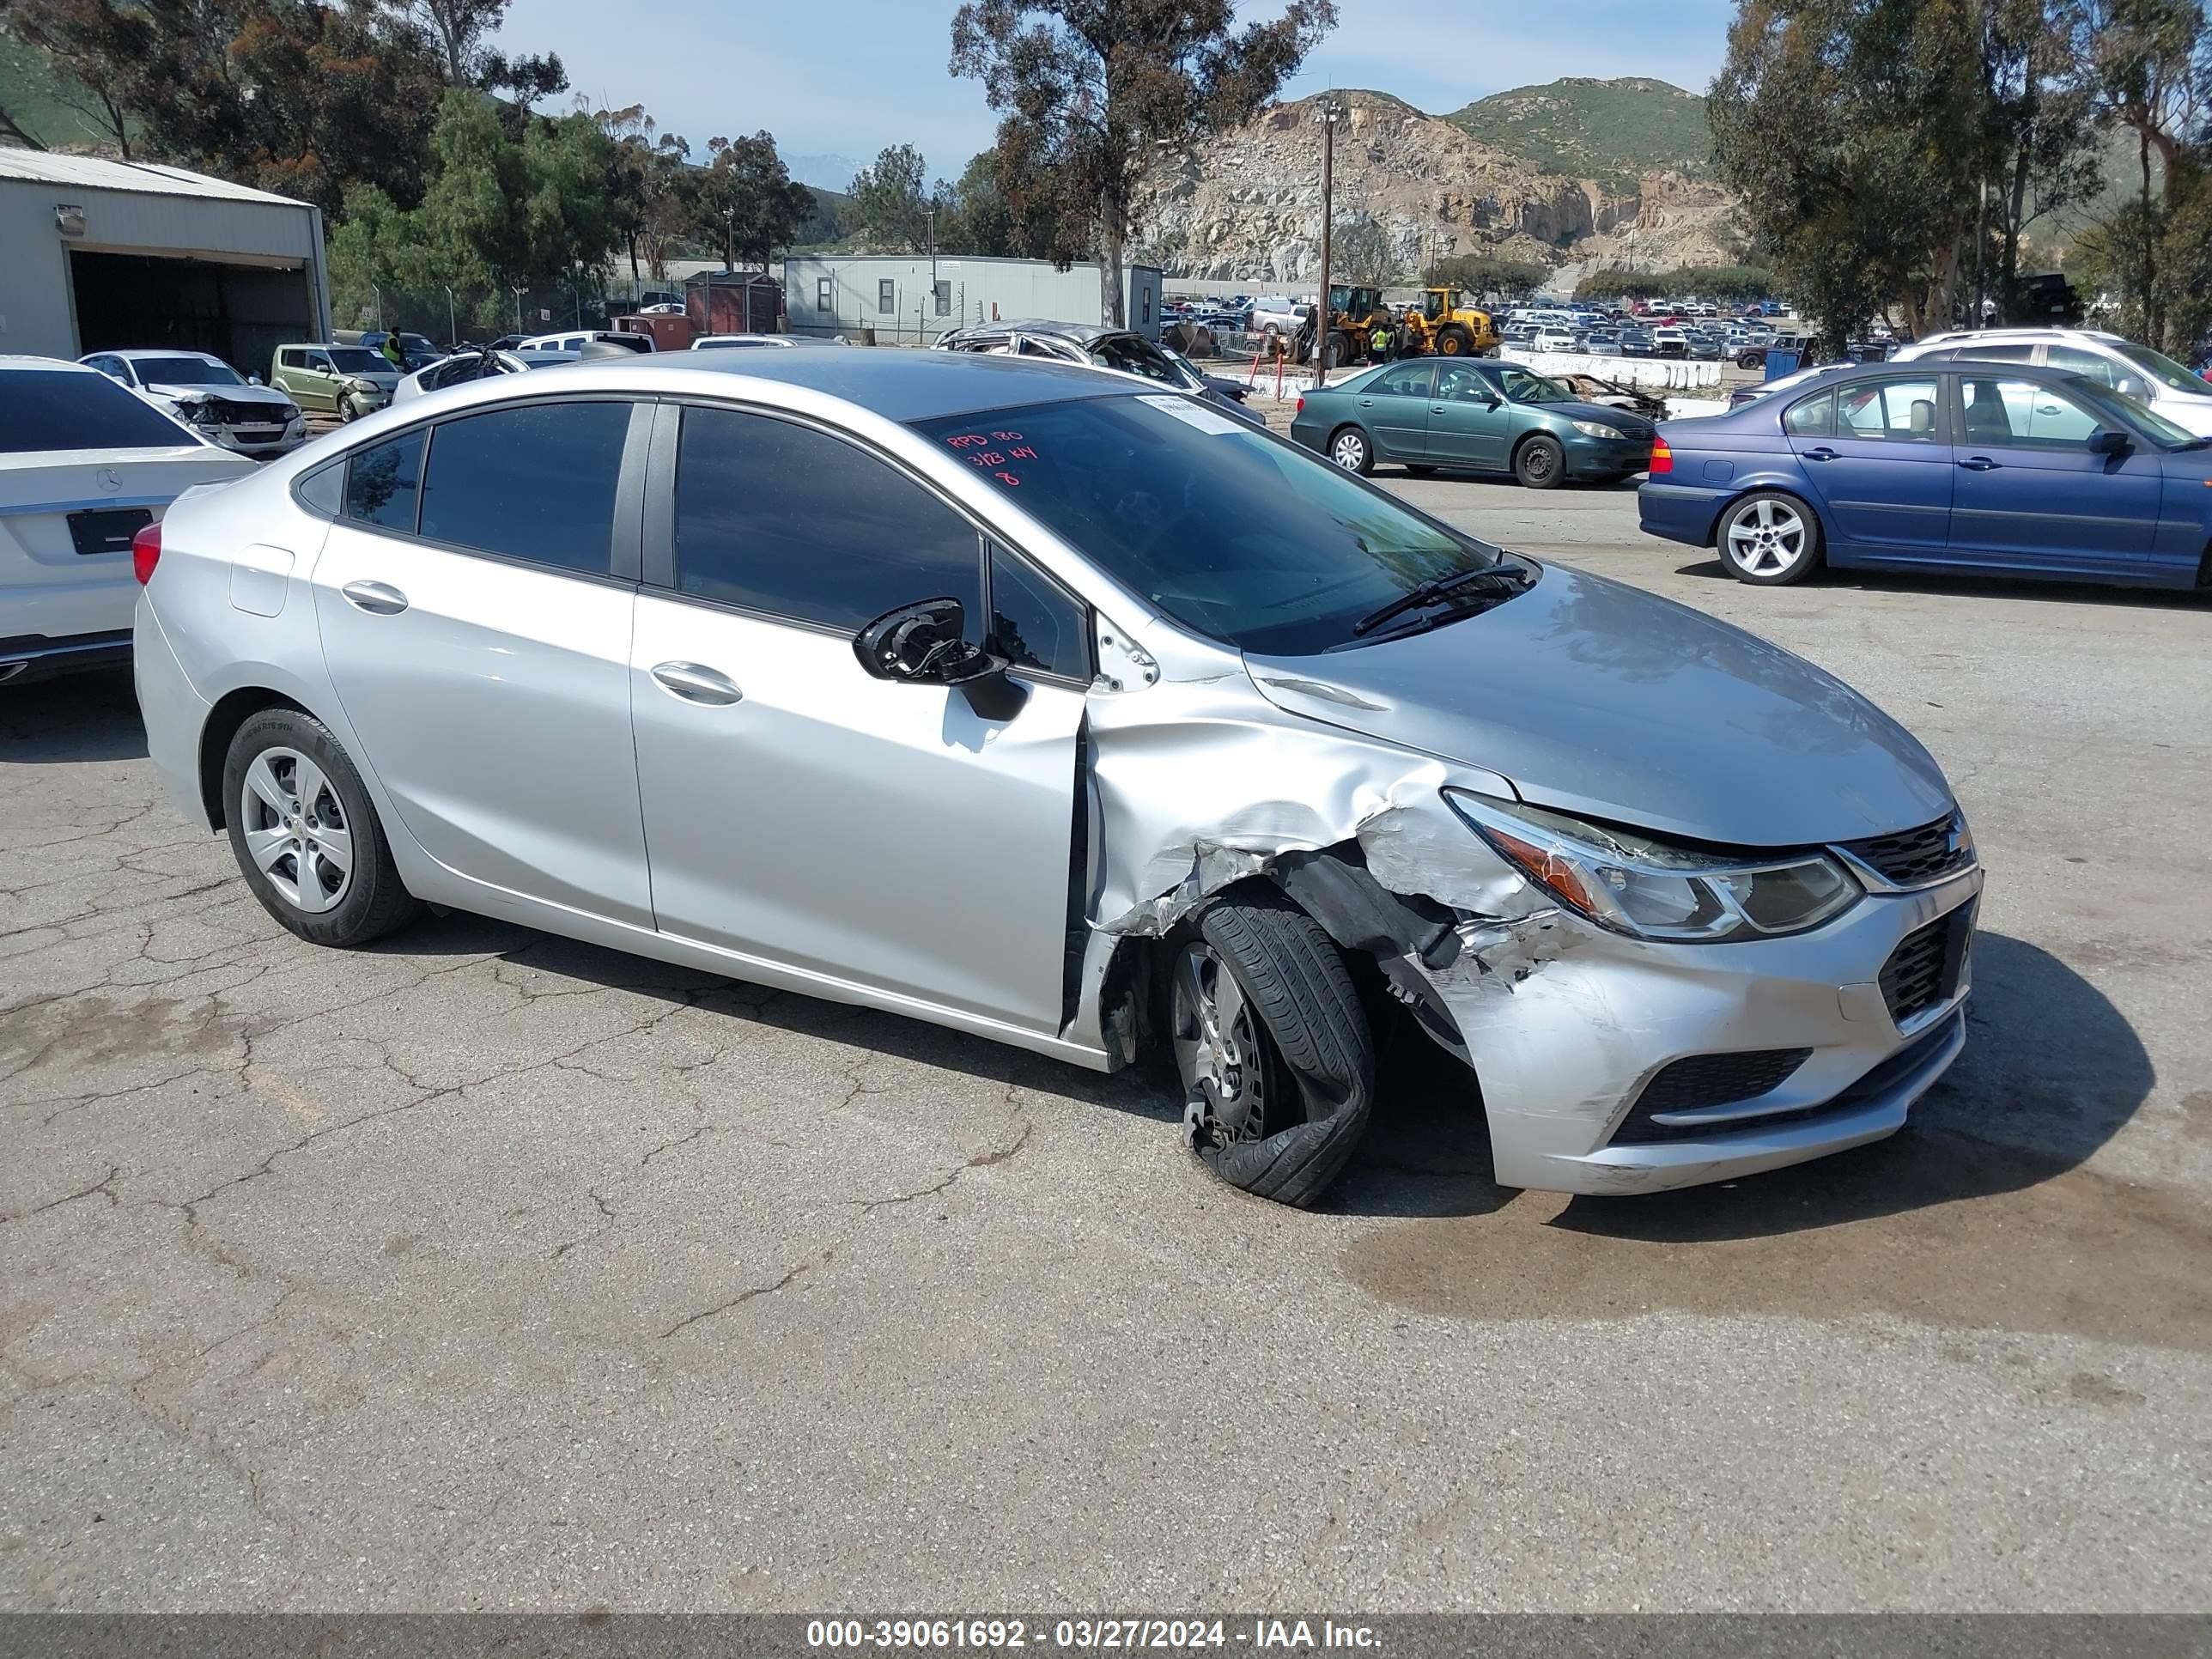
[3,480,2210,1611]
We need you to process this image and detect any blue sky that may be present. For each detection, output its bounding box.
[509,0,1735,188]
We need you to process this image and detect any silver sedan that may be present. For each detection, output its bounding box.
[131,350,1980,1206]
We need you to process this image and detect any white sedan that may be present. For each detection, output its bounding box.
[2,357,256,684]
[78,349,307,458]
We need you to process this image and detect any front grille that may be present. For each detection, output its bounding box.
[1842,811,1973,888]
[198,399,284,427]
[1880,908,1973,1024]
[1611,1048,1812,1144]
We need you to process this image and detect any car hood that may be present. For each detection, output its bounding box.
[351,370,402,389]
[1241,563,1952,847]
[1534,399,1656,434]
[143,381,295,410]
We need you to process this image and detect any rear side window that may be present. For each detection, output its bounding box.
[0,369,195,453]
[344,428,425,532]
[672,406,981,629]
[1838,379,1941,441]
[416,402,629,575]
[1782,390,1834,437]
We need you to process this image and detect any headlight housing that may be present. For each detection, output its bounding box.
[1570,418,1624,439]
[1445,790,1862,943]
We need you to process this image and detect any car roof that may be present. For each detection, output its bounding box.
[106,348,228,362]
[1,355,101,374]
[948,319,1126,346]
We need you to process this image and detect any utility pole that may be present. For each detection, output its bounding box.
[1316,97,1346,390]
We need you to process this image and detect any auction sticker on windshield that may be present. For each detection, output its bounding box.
[1135,393,1245,435]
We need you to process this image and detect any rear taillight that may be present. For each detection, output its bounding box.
[1295,395,1304,414]
[131,520,161,586]
[1649,437,1674,476]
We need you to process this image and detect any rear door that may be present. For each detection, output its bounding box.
[629,402,1087,1032]
[312,397,655,924]
[1425,362,1513,470]
[1946,373,2161,572]
[1791,374,1954,559]
[1353,360,1437,460]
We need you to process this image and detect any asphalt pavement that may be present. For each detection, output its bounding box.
[3,478,2209,1612]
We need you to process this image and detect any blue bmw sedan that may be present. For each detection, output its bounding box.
[1638,361,2212,589]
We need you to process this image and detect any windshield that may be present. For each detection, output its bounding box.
[131,356,243,386]
[911,395,1511,656]
[2075,380,2202,447]
[1,370,197,453]
[2114,341,2208,395]
[1498,367,1573,404]
[327,347,387,374]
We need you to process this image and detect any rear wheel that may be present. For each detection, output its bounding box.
[1513,433,1565,489]
[1718,490,1823,585]
[1328,425,1373,475]
[223,708,421,947]
[1437,325,1472,356]
[1175,892,1376,1208]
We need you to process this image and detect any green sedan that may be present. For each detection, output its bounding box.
[1289,359,1658,489]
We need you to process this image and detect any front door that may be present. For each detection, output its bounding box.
[629,403,1087,1033]
[1946,373,2163,572]
[311,398,654,925]
[1355,360,1437,461]
[1795,374,1954,558]
[1426,362,1513,470]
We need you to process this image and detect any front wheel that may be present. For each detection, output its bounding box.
[1328,425,1373,475]
[1437,325,1471,356]
[337,396,362,423]
[1718,491,1823,585]
[223,708,421,947]
[1175,892,1376,1208]
[1514,433,1565,489]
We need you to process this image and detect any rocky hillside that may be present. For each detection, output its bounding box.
[1133,83,1742,285]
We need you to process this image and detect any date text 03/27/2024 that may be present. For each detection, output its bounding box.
[805,1620,1381,1650]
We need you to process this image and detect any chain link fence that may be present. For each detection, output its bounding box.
[331,283,632,347]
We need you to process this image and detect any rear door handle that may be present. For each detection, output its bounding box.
[1957,456,2001,471]
[650,661,743,706]
[340,580,408,614]
[1801,447,1838,462]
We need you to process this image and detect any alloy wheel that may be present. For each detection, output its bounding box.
[1728,498,1808,576]
[1172,942,1267,1147]
[238,746,354,915]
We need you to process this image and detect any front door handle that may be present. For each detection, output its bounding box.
[1801,447,1838,462]
[340,580,408,615]
[1957,455,2002,471]
[651,661,743,706]
[1357,397,1376,407]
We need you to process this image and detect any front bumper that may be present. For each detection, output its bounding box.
[1563,432,1655,479]
[1409,866,1983,1195]
[193,419,307,458]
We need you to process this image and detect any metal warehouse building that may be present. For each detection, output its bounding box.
[0,150,331,373]
[781,252,1164,343]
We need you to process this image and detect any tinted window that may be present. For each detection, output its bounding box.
[1367,362,1435,398]
[1783,390,1834,436]
[2045,344,2117,386]
[1959,377,2100,447]
[344,428,425,531]
[1838,379,1941,441]
[989,546,1088,679]
[0,369,196,454]
[673,406,982,629]
[911,397,1515,657]
[416,402,629,574]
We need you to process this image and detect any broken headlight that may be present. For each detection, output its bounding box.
[1443,790,1861,943]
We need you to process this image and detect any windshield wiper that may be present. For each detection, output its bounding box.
[1351,564,1528,636]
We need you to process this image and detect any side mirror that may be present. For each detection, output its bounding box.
[2087,428,2131,456]
[854,598,998,685]
[2114,377,2144,400]
[248,374,264,386]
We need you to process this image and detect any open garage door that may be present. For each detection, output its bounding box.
[70,251,315,382]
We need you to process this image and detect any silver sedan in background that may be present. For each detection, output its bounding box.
[131,351,1980,1207]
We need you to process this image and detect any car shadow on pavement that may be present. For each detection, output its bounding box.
[0,670,147,763]
[1674,557,2212,609]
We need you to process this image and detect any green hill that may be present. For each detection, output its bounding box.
[0,35,129,150]
[1445,77,1714,192]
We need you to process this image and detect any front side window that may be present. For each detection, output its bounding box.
[672,406,982,629]
[989,545,1089,679]
[911,396,1515,657]
[1498,368,1571,404]
[1435,365,1498,404]
[343,428,425,532]
[1959,377,2100,447]
[416,401,629,574]
[1838,379,1941,441]
[0,370,197,454]
[2045,344,2117,386]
